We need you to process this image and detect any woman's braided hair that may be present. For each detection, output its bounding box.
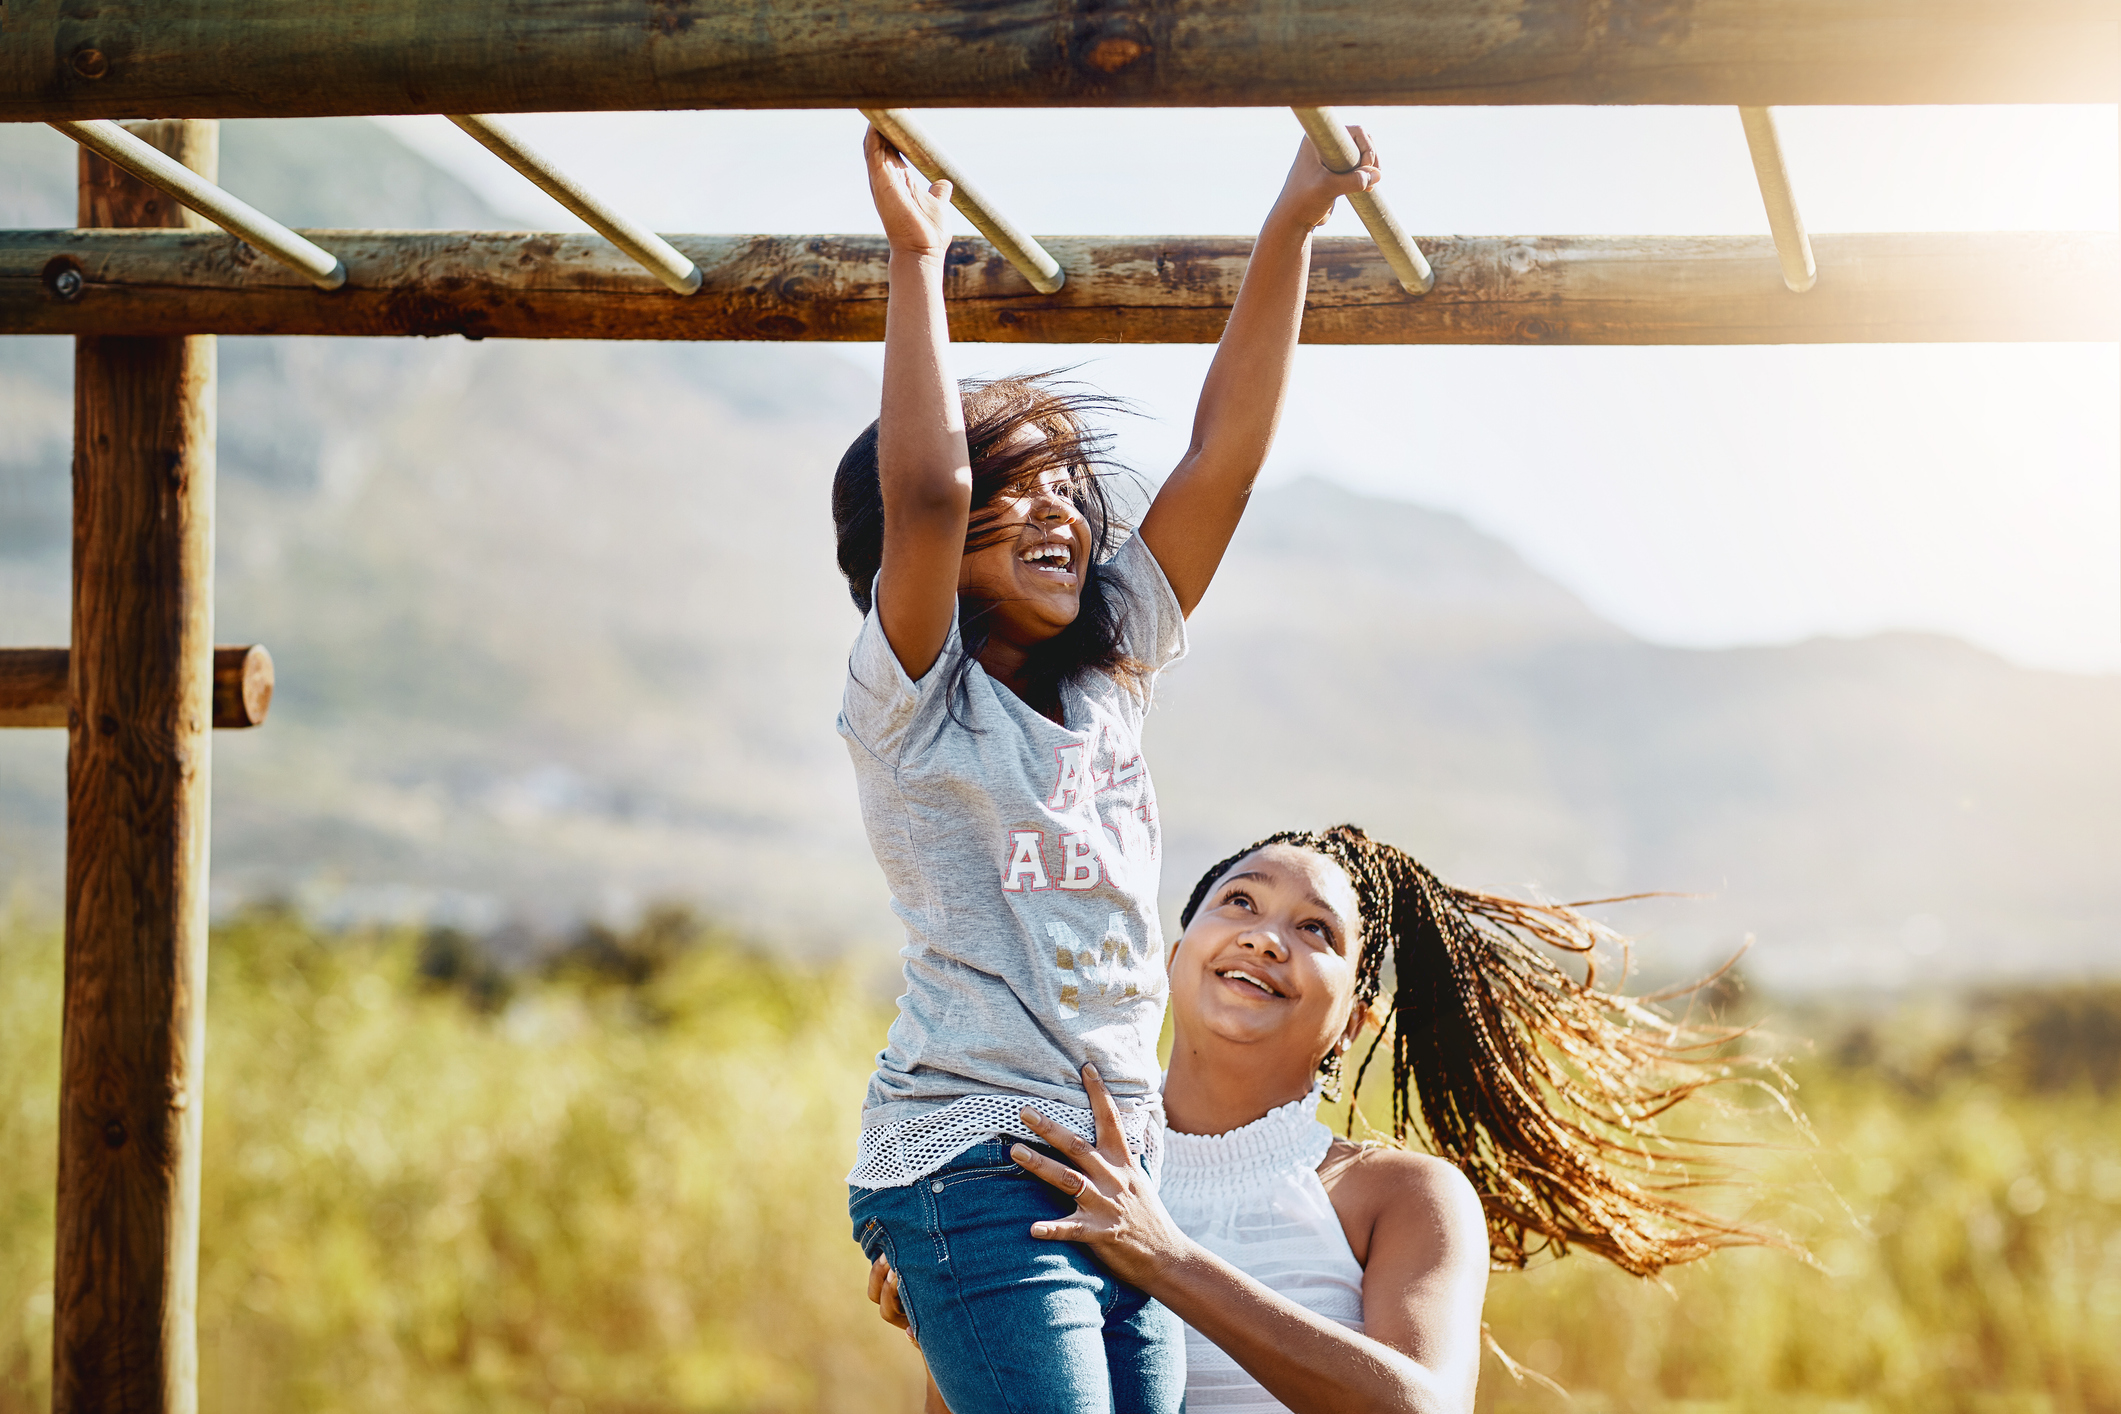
[1179,824,1780,1277]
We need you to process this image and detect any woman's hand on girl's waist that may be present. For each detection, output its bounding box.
[1009,1064,1200,1291]
[1015,1063,1474,1414]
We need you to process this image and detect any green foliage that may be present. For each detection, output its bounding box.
[1,908,2117,1413]
[0,913,59,1408]
[0,906,924,1414]
[1828,987,2121,1099]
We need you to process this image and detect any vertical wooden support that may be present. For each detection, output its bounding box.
[54,118,218,1414]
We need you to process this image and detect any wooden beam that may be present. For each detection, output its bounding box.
[0,649,68,728]
[3,229,2114,345]
[0,0,2114,121]
[0,646,274,730]
[55,119,217,1414]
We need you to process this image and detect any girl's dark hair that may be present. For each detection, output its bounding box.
[832,373,1145,713]
[1181,824,1786,1278]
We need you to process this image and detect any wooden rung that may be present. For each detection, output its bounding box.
[445,114,700,296]
[50,120,346,289]
[0,645,274,729]
[860,108,1064,295]
[1292,107,1432,294]
[1738,107,1816,294]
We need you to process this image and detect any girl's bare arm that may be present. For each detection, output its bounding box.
[866,125,974,680]
[1136,129,1382,618]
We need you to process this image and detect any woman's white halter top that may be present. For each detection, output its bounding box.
[1159,1088,1367,1413]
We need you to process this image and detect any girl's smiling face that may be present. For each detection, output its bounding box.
[956,432,1088,647]
[1168,844,1366,1071]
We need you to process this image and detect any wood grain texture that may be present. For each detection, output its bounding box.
[2,0,2115,120]
[0,647,69,728]
[0,646,272,730]
[3,229,2113,345]
[55,119,217,1414]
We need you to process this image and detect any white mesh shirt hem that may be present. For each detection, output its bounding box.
[848,1093,1165,1189]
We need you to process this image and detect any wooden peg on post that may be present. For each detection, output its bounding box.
[0,645,274,730]
[55,118,218,1414]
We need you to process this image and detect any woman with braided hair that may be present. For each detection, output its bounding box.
[872,824,1779,1414]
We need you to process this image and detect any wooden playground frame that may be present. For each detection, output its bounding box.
[3,1,2118,1408]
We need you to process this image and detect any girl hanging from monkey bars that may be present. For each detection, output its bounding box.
[829,122,1383,1414]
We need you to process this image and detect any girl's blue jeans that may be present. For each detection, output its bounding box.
[851,1141,1186,1414]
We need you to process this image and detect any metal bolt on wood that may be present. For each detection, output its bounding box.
[860,108,1065,294]
[1292,107,1433,295]
[49,119,346,290]
[446,114,701,295]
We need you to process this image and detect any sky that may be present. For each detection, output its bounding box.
[371,105,2121,673]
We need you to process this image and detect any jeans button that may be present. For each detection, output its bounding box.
[931,1180,945,1193]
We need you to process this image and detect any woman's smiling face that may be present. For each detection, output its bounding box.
[1169,843,1365,1070]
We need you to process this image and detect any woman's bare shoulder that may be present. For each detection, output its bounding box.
[1321,1139,1486,1263]
[1336,1141,1481,1206]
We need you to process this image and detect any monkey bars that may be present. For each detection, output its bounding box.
[4,4,2118,1411]
[38,104,1447,311]
[1739,108,1818,295]
[1293,106,1433,294]
[50,118,346,288]
[52,110,720,299]
[861,107,1065,294]
[445,114,702,296]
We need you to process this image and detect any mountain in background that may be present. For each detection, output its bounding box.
[3,120,2116,990]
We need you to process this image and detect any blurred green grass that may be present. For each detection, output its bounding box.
[2,908,2117,1413]
[0,906,927,1414]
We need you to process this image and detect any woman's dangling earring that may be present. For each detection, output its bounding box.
[1319,1037,1351,1103]
[1318,1051,1343,1103]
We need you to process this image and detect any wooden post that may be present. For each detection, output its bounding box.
[54,118,218,1414]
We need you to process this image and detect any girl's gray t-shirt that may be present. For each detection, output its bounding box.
[838,533,1187,1185]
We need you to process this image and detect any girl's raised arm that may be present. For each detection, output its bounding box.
[866,125,974,680]
[1136,130,1381,618]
